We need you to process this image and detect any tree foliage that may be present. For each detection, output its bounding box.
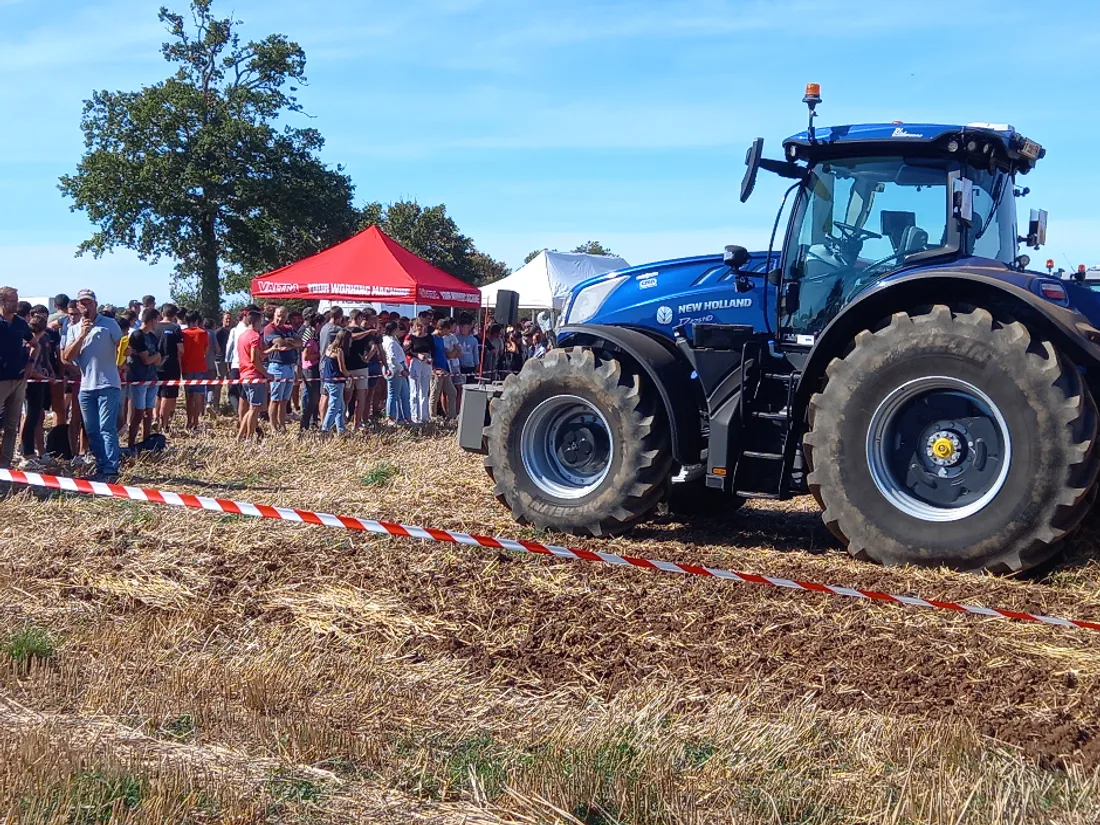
[359,200,509,286]
[571,240,615,256]
[59,0,359,317]
[524,241,615,265]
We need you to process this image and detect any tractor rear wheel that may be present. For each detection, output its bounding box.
[484,348,673,536]
[803,305,1099,573]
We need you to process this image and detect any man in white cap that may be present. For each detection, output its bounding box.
[62,289,123,482]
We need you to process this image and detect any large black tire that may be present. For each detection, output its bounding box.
[484,348,673,536]
[803,305,1100,573]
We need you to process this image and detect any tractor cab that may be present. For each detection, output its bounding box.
[742,88,1046,349]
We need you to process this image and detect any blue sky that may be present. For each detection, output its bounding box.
[2,0,1099,305]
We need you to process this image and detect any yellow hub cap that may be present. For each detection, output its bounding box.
[931,437,956,460]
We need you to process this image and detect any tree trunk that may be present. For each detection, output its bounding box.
[199,212,221,319]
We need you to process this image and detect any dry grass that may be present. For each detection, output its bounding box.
[2,415,1100,823]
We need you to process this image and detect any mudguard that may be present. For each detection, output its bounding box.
[556,324,702,464]
[795,269,1100,417]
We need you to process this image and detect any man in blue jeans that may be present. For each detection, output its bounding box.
[262,305,301,433]
[62,289,123,482]
[381,321,411,423]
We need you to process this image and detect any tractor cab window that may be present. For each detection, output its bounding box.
[967,168,1018,265]
[782,156,951,336]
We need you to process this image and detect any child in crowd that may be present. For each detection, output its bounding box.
[382,321,411,424]
[127,308,163,449]
[181,310,210,431]
[321,328,350,435]
[299,310,323,431]
[20,314,52,459]
[115,312,132,432]
[442,318,462,376]
[407,319,434,424]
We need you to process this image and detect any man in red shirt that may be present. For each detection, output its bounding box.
[180,310,210,431]
[235,309,270,440]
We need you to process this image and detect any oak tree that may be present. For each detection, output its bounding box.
[59,0,359,317]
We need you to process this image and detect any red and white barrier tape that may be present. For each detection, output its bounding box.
[1,468,1096,633]
[27,377,346,386]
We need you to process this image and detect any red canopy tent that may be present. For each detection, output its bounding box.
[250,225,481,308]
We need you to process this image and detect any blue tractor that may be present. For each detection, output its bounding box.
[459,86,1100,573]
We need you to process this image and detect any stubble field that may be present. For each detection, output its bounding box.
[2,416,1100,824]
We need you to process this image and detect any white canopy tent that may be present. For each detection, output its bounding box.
[481,251,630,310]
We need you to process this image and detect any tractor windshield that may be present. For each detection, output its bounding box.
[782,156,952,336]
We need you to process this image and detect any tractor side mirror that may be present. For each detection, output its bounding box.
[740,138,764,203]
[1027,209,1048,249]
[723,245,750,270]
[767,269,782,286]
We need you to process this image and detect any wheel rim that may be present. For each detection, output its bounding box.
[520,395,614,499]
[865,376,1012,522]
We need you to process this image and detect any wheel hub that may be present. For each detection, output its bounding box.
[866,377,1011,522]
[520,395,614,500]
[926,430,963,467]
[559,426,596,467]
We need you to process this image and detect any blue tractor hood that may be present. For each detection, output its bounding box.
[562,250,777,341]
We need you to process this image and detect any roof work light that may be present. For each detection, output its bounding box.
[803,83,821,143]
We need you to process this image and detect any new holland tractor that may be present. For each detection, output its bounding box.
[459,85,1100,574]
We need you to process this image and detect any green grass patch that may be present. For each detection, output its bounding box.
[392,731,527,802]
[587,728,642,785]
[161,712,196,742]
[443,732,512,799]
[267,770,324,804]
[360,461,400,488]
[3,625,56,667]
[679,738,717,770]
[69,771,144,823]
[17,771,148,823]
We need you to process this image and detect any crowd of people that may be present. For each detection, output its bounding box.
[0,285,553,482]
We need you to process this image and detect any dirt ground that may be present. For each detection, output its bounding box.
[2,419,1100,823]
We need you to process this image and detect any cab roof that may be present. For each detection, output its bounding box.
[782,122,1044,173]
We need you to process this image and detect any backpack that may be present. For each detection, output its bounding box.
[44,424,74,461]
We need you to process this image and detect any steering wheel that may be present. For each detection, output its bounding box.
[832,221,882,243]
[821,221,883,264]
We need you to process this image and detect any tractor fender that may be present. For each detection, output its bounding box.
[556,324,701,464]
[795,270,1100,419]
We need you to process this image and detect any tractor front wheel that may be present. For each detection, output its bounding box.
[484,348,673,536]
[803,305,1099,573]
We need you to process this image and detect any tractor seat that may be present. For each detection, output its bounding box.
[899,225,929,258]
